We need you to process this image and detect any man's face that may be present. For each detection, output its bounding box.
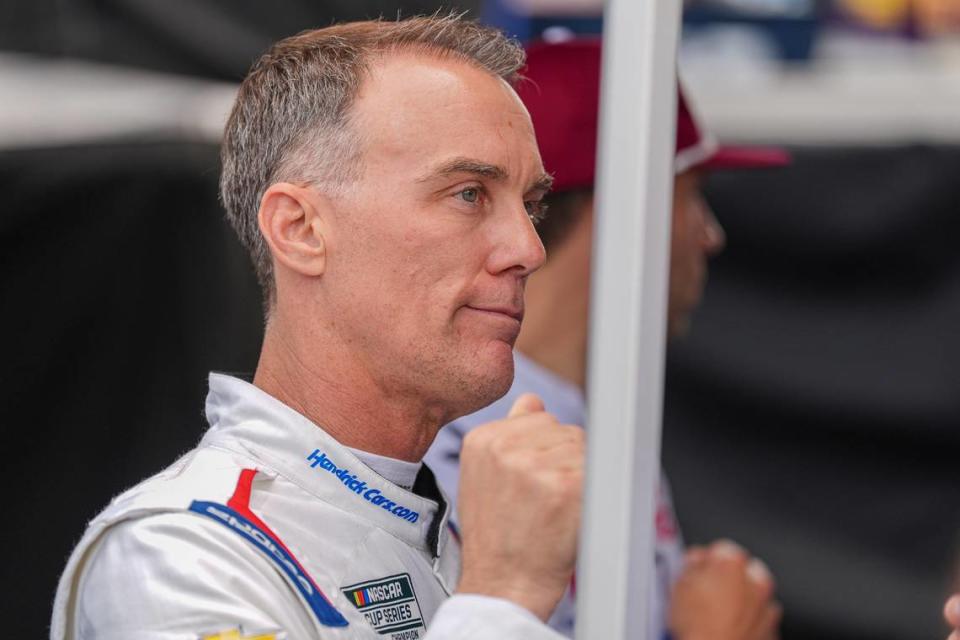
[318,54,549,420]
[668,169,726,336]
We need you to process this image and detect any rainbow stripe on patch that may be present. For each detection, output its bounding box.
[352,588,370,607]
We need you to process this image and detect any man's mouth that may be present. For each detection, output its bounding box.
[464,305,524,323]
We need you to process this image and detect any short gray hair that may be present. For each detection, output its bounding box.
[219,14,526,306]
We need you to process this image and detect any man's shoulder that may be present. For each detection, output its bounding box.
[96,445,249,523]
[53,444,360,639]
[60,511,337,640]
[82,443,368,574]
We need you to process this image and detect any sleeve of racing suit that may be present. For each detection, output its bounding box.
[69,513,322,639]
[426,594,568,639]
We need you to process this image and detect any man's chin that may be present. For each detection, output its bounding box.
[450,345,516,419]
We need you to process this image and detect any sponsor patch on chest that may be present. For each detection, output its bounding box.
[342,573,425,638]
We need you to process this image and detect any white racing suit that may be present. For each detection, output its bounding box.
[52,374,564,640]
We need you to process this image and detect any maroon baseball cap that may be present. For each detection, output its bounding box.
[517,38,790,193]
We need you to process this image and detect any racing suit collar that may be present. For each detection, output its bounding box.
[201,373,453,558]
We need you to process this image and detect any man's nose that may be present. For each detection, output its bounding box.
[490,206,547,277]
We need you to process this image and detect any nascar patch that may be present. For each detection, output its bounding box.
[342,573,425,638]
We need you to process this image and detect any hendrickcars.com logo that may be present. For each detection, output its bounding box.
[306,449,420,523]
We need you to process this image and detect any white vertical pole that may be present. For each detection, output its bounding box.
[575,1,682,639]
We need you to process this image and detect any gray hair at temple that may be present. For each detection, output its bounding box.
[219,13,526,307]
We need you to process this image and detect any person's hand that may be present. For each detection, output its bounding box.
[669,540,782,640]
[455,393,584,621]
[943,594,960,640]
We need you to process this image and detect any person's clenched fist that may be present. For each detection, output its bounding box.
[455,393,585,622]
[669,540,782,640]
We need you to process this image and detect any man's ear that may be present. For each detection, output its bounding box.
[258,183,328,278]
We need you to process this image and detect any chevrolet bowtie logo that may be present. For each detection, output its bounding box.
[200,630,277,640]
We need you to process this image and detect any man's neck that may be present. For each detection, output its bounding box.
[253,313,440,464]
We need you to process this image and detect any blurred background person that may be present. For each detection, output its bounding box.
[4,1,960,638]
[424,37,789,640]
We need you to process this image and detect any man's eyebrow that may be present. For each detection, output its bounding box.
[528,173,554,194]
[418,158,508,183]
[418,158,553,194]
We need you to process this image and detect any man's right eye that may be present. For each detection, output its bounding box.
[458,188,481,204]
